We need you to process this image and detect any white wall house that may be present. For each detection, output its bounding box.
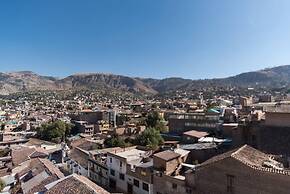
[106,148,153,194]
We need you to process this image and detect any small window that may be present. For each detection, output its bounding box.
[133,179,139,187]
[119,173,125,180]
[141,170,147,176]
[110,158,112,163]
[143,182,149,191]
[172,183,177,189]
[120,161,123,167]
[110,169,115,176]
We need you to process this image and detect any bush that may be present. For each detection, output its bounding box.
[0,179,5,192]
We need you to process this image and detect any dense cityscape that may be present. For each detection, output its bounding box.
[0,69,290,193]
[1,1,290,193]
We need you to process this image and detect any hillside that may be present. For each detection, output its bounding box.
[1,65,290,95]
[0,72,158,95]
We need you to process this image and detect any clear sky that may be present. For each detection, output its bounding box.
[1,0,290,79]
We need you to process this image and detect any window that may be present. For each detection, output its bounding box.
[172,183,177,189]
[120,161,123,168]
[133,179,139,187]
[227,174,235,194]
[110,158,112,163]
[110,169,115,176]
[119,173,125,180]
[143,182,149,191]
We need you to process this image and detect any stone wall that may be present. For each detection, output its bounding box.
[192,157,290,194]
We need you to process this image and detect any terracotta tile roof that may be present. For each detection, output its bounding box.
[29,149,49,159]
[19,158,64,194]
[183,130,209,138]
[45,174,110,194]
[18,158,46,178]
[12,147,35,166]
[153,150,180,161]
[18,158,64,178]
[70,138,101,151]
[198,148,238,167]
[12,146,49,166]
[231,144,269,167]
[39,158,64,179]
[25,138,56,147]
[70,138,87,148]
[199,145,268,167]
[198,145,290,176]
[27,175,58,194]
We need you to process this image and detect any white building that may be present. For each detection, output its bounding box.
[107,147,153,194]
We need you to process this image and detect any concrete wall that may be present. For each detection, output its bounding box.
[107,154,127,192]
[88,159,108,188]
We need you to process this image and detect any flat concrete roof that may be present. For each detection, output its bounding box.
[115,148,146,162]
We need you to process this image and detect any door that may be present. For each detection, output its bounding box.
[109,178,116,190]
[127,183,133,194]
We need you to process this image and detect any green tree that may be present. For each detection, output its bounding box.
[36,120,72,143]
[104,135,126,148]
[135,128,164,149]
[146,112,160,128]
[145,112,168,133]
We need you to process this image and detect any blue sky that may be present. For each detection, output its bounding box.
[0,0,290,79]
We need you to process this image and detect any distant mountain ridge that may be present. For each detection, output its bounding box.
[1,65,290,95]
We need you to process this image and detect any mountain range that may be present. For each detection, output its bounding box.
[1,65,290,95]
